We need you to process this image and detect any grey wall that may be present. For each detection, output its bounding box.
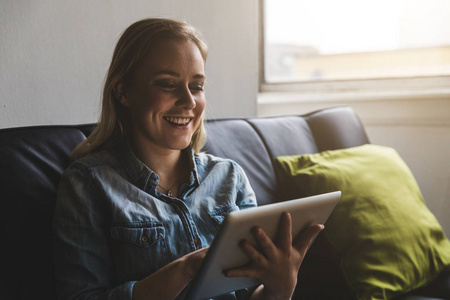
[0,0,259,128]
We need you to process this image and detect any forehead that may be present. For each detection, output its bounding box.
[140,38,205,75]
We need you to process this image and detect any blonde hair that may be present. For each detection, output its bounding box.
[72,18,208,160]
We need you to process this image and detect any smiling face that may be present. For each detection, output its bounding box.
[120,38,206,154]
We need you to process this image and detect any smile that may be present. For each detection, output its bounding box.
[164,117,192,125]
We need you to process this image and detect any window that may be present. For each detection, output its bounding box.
[261,0,450,95]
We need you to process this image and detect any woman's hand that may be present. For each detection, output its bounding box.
[133,247,208,300]
[224,212,324,300]
[181,246,209,282]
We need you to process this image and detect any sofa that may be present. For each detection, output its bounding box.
[1,106,449,300]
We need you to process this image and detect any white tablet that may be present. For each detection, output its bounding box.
[186,191,341,300]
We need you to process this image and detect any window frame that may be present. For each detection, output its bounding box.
[258,0,450,103]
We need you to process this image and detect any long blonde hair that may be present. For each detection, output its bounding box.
[72,18,208,160]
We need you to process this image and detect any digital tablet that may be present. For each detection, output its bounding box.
[186,191,341,300]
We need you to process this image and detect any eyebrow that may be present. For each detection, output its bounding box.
[153,70,205,79]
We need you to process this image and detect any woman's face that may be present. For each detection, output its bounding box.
[121,38,206,153]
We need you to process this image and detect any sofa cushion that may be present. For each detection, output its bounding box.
[304,106,370,152]
[276,144,450,300]
[203,119,277,206]
[247,116,319,157]
[0,126,87,300]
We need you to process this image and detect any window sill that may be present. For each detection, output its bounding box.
[258,88,450,105]
[257,84,450,127]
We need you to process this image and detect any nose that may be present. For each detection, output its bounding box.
[176,86,196,110]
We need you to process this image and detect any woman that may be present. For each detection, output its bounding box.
[53,18,323,300]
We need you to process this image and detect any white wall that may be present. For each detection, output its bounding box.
[0,0,259,128]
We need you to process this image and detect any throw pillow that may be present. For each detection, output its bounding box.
[276,144,450,300]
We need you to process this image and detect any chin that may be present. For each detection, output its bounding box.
[163,132,195,151]
[168,141,191,151]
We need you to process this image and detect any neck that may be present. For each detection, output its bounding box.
[128,138,189,196]
[134,146,183,176]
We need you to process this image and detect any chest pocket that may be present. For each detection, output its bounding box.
[109,222,170,282]
[209,204,239,230]
[110,222,165,248]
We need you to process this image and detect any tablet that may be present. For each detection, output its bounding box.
[186,191,341,300]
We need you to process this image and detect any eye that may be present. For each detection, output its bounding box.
[189,83,205,93]
[154,79,177,90]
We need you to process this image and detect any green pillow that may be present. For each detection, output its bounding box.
[276,144,450,300]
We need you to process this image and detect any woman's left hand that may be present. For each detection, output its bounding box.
[224,212,324,300]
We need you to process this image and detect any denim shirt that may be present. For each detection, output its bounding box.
[53,142,257,300]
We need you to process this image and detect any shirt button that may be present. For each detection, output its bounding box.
[141,235,149,243]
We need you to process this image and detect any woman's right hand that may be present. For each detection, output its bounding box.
[181,247,209,281]
[133,247,209,300]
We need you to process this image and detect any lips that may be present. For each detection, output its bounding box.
[164,116,192,125]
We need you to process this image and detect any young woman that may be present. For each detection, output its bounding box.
[53,18,323,300]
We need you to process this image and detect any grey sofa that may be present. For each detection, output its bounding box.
[1,106,449,299]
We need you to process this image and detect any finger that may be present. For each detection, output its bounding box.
[276,212,292,251]
[252,226,277,259]
[294,224,324,256]
[224,264,261,279]
[240,238,267,266]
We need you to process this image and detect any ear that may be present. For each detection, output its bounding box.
[115,82,130,107]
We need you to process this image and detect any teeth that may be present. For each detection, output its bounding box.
[165,117,191,125]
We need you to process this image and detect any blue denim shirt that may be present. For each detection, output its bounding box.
[53,142,257,300]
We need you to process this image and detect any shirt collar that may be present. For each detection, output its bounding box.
[114,142,199,193]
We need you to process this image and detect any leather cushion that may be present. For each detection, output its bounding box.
[203,119,277,206]
[0,126,86,300]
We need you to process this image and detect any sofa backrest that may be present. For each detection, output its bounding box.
[0,106,368,299]
[0,126,88,299]
[204,106,369,205]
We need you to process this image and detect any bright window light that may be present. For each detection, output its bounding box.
[264,0,450,82]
